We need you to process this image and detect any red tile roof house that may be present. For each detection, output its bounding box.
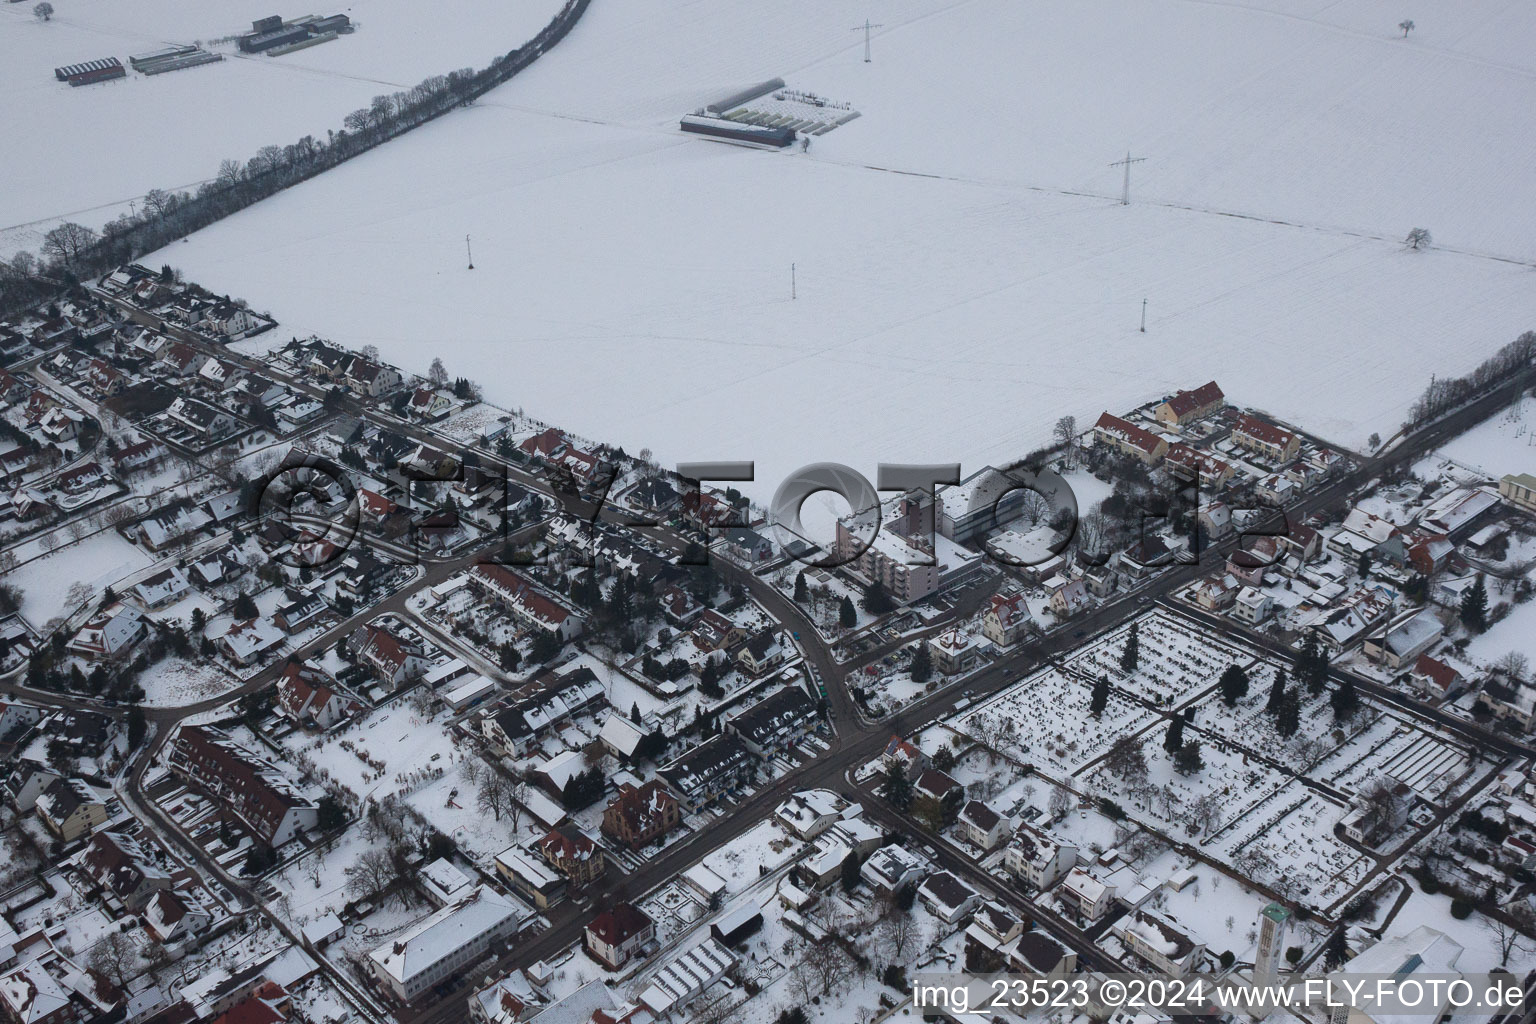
[584,903,655,970]
[1231,414,1301,463]
[1152,381,1225,427]
[1410,654,1462,699]
[349,625,428,686]
[168,726,317,847]
[469,564,585,641]
[276,661,360,730]
[601,781,681,851]
[539,825,604,885]
[1092,412,1168,465]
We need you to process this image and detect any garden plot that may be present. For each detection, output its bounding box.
[1317,715,1475,804]
[1064,611,1265,708]
[955,665,1157,777]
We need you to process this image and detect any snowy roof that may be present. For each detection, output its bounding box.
[368,886,524,985]
[420,858,474,901]
[599,714,646,758]
[637,939,735,1016]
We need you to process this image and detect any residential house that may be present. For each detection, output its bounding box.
[1231,586,1272,625]
[735,630,786,676]
[1231,415,1300,463]
[881,735,928,781]
[918,871,981,924]
[1058,866,1116,920]
[65,603,145,662]
[538,826,604,886]
[981,593,1032,647]
[1115,909,1206,976]
[859,844,928,897]
[163,396,236,441]
[1166,443,1236,491]
[912,769,964,826]
[343,358,401,398]
[584,904,654,970]
[276,661,359,730]
[35,779,109,843]
[78,831,171,911]
[168,726,317,846]
[657,735,756,811]
[1152,382,1224,427]
[141,889,212,945]
[1410,655,1462,699]
[469,564,585,641]
[1003,823,1077,890]
[1049,578,1091,617]
[1478,679,1536,733]
[218,617,286,666]
[349,624,428,687]
[774,789,854,841]
[273,592,327,633]
[131,567,190,609]
[956,800,1009,851]
[1361,609,1445,670]
[725,685,816,756]
[601,782,680,851]
[1093,412,1167,465]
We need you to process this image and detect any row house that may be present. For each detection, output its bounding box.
[469,564,585,641]
[1164,442,1235,490]
[1231,414,1300,463]
[1092,412,1167,465]
[481,667,606,757]
[111,439,166,475]
[601,781,680,850]
[657,735,756,811]
[725,685,816,756]
[163,396,236,442]
[1151,381,1225,427]
[168,726,318,846]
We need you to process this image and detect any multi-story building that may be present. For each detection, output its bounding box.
[1152,381,1225,427]
[601,781,680,851]
[1499,472,1536,513]
[538,826,604,885]
[1002,823,1077,890]
[168,726,317,847]
[1232,415,1300,463]
[583,904,655,970]
[367,886,526,1001]
[1092,412,1168,465]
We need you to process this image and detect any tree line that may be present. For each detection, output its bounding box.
[0,0,593,317]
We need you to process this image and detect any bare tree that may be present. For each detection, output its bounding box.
[793,939,855,1000]
[477,771,514,821]
[1405,227,1431,250]
[428,358,449,386]
[1048,786,1073,822]
[41,222,97,266]
[1495,652,1529,683]
[344,847,397,902]
[1188,792,1223,838]
[877,908,924,963]
[1053,415,1078,466]
[33,2,54,21]
[1398,19,1414,36]
[86,931,142,989]
[1482,906,1534,966]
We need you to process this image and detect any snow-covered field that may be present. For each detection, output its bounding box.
[1436,395,1536,478]
[0,0,566,254]
[148,0,1536,499]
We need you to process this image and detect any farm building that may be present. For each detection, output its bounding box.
[54,58,126,87]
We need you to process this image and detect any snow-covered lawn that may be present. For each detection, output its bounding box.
[144,0,1536,503]
[7,529,154,625]
[1435,395,1536,478]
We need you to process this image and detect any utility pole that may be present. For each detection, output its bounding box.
[466,234,474,270]
[851,19,884,62]
[1140,298,1147,333]
[791,263,796,300]
[1110,150,1146,206]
